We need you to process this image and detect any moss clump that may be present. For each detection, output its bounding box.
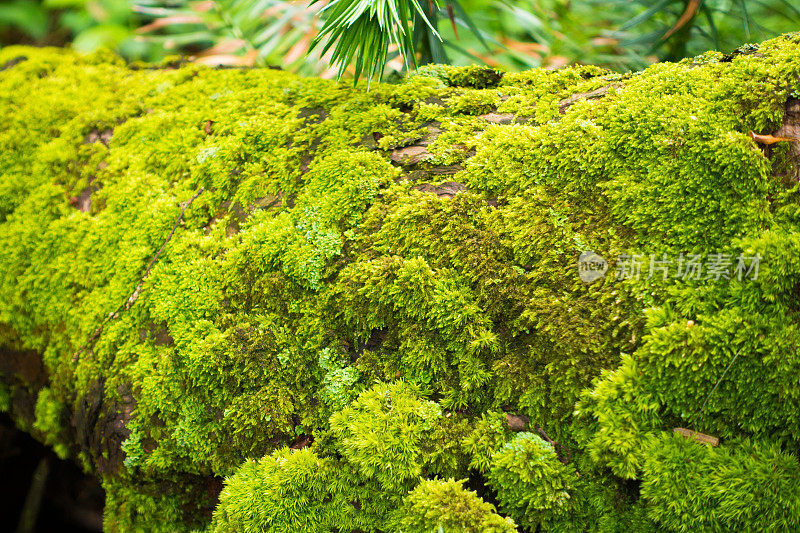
[211,448,332,532]
[32,387,69,459]
[461,410,513,473]
[488,432,580,530]
[416,64,504,89]
[641,434,800,531]
[329,381,443,492]
[398,478,517,532]
[0,33,799,531]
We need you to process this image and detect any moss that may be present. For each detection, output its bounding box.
[488,432,581,531]
[416,64,505,89]
[446,90,501,115]
[424,116,486,165]
[318,347,362,410]
[104,474,219,533]
[32,387,69,459]
[398,478,517,532]
[447,65,504,89]
[329,381,442,492]
[461,410,513,473]
[210,448,332,532]
[0,34,799,531]
[0,383,10,411]
[641,434,800,531]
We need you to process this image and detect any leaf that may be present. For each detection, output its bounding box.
[663,0,701,40]
[749,131,798,145]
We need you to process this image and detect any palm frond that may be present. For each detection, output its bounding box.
[309,0,440,84]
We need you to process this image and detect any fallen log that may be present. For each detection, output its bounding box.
[1,34,799,531]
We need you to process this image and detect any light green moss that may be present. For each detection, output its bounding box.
[398,478,517,532]
[641,434,800,531]
[488,432,580,531]
[32,387,69,459]
[211,448,332,532]
[1,33,799,532]
[0,383,10,411]
[330,381,443,492]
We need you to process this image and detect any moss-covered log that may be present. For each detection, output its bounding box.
[1,34,799,532]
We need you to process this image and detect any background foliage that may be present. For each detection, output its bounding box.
[1,0,798,77]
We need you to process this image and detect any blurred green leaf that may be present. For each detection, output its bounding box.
[43,0,87,9]
[72,23,132,51]
[0,1,49,40]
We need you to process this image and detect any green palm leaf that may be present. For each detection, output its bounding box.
[310,0,440,85]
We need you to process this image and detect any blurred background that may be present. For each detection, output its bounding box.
[0,0,798,78]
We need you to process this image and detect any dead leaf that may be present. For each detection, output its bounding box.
[664,0,701,40]
[749,131,798,145]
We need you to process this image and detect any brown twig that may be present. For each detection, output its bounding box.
[536,425,572,464]
[72,188,204,362]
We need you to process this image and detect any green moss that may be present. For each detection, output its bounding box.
[0,383,10,411]
[641,434,800,531]
[104,474,217,533]
[488,432,581,531]
[318,347,362,411]
[446,90,501,115]
[32,387,69,459]
[1,34,799,532]
[398,478,517,532]
[211,448,332,532]
[416,64,504,89]
[330,381,442,492]
[447,65,504,89]
[461,410,512,473]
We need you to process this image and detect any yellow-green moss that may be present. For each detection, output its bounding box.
[1,33,799,531]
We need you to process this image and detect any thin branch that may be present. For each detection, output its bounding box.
[72,188,204,362]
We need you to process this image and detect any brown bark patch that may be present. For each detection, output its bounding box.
[412,181,468,199]
[419,122,443,146]
[70,128,114,213]
[69,176,100,213]
[479,112,516,125]
[297,107,328,127]
[72,379,135,476]
[506,413,529,431]
[0,344,47,426]
[290,434,313,450]
[85,128,113,147]
[428,164,464,176]
[772,97,800,181]
[1,56,27,71]
[391,145,432,165]
[559,83,624,114]
[138,322,175,347]
[0,346,48,390]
